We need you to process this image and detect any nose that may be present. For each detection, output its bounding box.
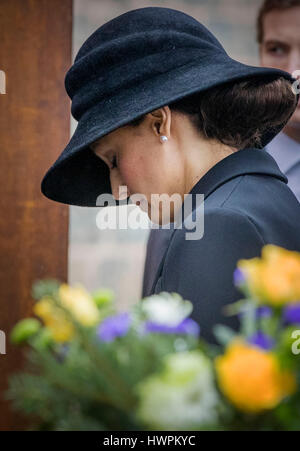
[110,170,129,200]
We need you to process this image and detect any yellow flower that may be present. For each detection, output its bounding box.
[58,284,100,326]
[34,296,74,342]
[238,245,300,305]
[33,284,100,343]
[215,339,296,413]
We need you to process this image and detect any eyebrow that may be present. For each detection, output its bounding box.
[90,140,107,155]
[263,39,290,48]
[90,139,101,149]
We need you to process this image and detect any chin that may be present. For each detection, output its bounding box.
[147,205,177,227]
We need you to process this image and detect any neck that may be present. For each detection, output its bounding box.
[184,138,236,194]
[283,124,300,143]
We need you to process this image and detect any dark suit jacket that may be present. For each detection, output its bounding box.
[147,147,300,343]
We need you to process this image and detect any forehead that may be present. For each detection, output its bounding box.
[262,7,300,44]
[91,126,124,148]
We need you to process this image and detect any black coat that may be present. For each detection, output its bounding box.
[148,147,300,344]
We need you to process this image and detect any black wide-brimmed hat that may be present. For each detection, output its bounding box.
[41,6,298,207]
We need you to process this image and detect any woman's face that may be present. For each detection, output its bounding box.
[90,108,186,224]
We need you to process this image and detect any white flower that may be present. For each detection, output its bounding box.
[135,350,219,430]
[141,292,193,326]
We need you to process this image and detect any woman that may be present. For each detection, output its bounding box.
[41,7,300,343]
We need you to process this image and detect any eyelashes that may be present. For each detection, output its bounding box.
[111,155,117,169]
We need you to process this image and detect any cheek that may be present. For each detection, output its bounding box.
[118,156,147,194]
[119,149,182,196]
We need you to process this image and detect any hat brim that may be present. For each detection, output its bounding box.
[41,56,298,206]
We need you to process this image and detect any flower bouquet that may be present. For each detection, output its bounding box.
[6,245,300,430]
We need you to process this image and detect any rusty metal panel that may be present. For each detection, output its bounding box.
[0,0,72,430]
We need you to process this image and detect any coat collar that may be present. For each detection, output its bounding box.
[150,147,288,295]
[187,147,288,200]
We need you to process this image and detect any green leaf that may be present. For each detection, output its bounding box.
[11,318,41,344]
[92,288,115,307]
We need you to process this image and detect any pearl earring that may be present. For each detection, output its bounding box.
[159,135,168,143]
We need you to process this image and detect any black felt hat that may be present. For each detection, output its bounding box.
[41,6,298,206]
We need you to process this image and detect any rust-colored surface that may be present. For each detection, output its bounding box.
[0,0,72,430]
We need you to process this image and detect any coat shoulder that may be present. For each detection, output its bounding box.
[160,206,265,297]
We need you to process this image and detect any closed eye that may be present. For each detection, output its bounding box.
[111,155,117,169]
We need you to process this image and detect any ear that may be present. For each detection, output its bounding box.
[148,106,171,139]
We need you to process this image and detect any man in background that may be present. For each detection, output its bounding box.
[258,0,300,201]
[142,0,300,298]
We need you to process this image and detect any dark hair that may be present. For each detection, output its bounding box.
[257,0,300,44]
[128,75,297,149]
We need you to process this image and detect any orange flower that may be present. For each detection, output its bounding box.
[215,339,296,413]
[238,245,300,306]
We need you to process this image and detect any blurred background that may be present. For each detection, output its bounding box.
[69,0,263,309]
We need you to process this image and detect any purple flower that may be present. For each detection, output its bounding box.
[143,317,200,337]
[247,331,275,351]
[233,268,246,287]
[283,303,300,325]
[97,312,131,342]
